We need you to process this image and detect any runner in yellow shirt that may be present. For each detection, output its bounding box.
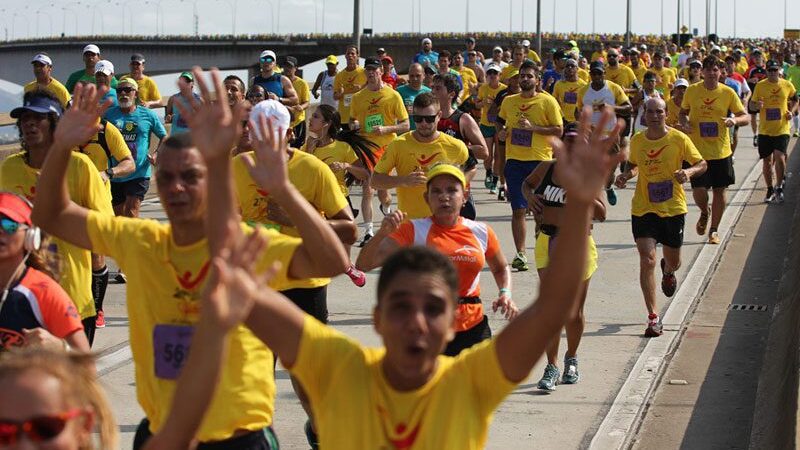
[24,53,71,108]
[521,39,542,64]
[552,59,588,123]
[604,48,637,94]
[628,49,648,84]
[333,44,367,125]
[30,74,350,448]
[452,52,479,104]
[666,78,689,127]
[649,52,677,100]
[475,64,507,193]
[120,53,163,108]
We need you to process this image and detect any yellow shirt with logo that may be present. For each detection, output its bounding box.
[680,83,744,160]
[350,85,409,148]
[457,66,479,102]
[751,78,797,136]
[333,67,367,123]
[477,82,507,126]
[290,316,517,450]
[24,78,71,108]
[552,79,588,123]
[86,211,298,441]
[77,120,132,190]
[629,128,703,217]
[649,67,677,99]
[0,152,113,319]
[498,92,563,161]
[605,64,637,89]
[121,74,162,104]
[374,132,468,219]
[301,140,359,196]
[232,150,347,290]
[291,76,311,127]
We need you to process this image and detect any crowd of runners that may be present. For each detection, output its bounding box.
[0,32,798,449]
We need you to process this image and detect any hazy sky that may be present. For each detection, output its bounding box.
[0,0,796,41]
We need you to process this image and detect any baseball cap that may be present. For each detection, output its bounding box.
[381,55,394,64]
[493,46,503,53]
[31,53,52,66]
[10,95,63,119]
[688,59,702,68]
[422,37,432,45]
[178,71,194,81]
[284,56,298,67]
[0,192,33,226]
[752,49,763,55]
[568,40,578,47]
[130,53,146,63]
[94,60,114,76]
[249,99,291,139]
[426,163,466,188]
[377,47,386,53]
[259,50,277,61]
[117,77,139,90]
[589,61,605,72]
[486,64,501,74]
[564,58,578,68]
[325,55,339,65]
[83,44,100,55]
[364,57,381,69]
[639,44,647,50]
[503,67,520,79]
[553,49,568,60]
[607,49,619,56]
[423,65,436,75]
[521,39,531,47]
[766,60,781,70]
[673,78,689,88]
[466,37,476,44]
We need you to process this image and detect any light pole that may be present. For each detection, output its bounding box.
[625,0,631,48]
[536,0,542,55]
[660,0,664,36]
[552,0,556,33]
[592,0,595,34]
[677,0,681,43]
[353,0,361,53]
[466,0,469,32]
[574,0,578,33]
[509,0,512,33]
[705,0,710,39]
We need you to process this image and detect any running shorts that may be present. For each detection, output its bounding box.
[504,159,541,210]
[480,123,496,138]
[110,177,150,205]
[690,156,735,189]
[535,231,598,280]
[757,134,790,159]
[280,286,328,324]
[632,213,686,249]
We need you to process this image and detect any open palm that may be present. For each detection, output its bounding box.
[53,83,111,150]
[240,114,291,195]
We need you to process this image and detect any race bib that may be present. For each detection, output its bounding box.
[153,324,194,380]
[564,91,578,104]
[510,128,534,147]
[699,122,719,138]
[487,112,497,123]
[365,113,385,133]
[343,94,353,107]
[765,108,781,121]
[648,180,674,203]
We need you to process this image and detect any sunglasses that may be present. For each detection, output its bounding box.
[0,409,82,445]
[260,57,275,63]
[0,217,23,235]
[413,114,437,123]
[767,68,779,72]
[116,87,136,94]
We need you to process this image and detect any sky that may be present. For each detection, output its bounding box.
[0,0,796,41]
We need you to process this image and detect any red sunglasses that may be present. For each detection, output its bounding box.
[0,409,83,445]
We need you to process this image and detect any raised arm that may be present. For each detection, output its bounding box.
[354,210,406,271]
[31,84,111,250]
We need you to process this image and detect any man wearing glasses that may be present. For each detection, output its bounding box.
[104,78,167,219]
[252,50,299,108]
[121,53,163,108]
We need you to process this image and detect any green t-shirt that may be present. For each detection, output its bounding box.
[786,65,800,93]
[65,69,118,94]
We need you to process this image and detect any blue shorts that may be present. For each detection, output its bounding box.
[504,159,541,210]
[480,124,496,138]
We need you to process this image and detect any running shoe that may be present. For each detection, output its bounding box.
[696,208,710,235]
[304,420,320,450]
[562,356,580,384]
[484,171,493,189]
[113,271,127,284]
[753,136,758,147]
[708,231,720,244]
[606,187,617,206]
[537,364,560,391]
[660,258,677,297]
[346,265,367,287]
[95,310,106,328]
[793,131,800,138]
[357,232,373,248]
[497,186,506,202]
[511,252,529,271]
[379,203,393,216]
[764,187,775,203]
[489,185,497,194]
[644,314,663,337]
[777,188,785,204]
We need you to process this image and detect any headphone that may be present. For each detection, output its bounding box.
[2,193,41,253]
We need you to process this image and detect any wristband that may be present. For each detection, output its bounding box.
[499,288,512,298]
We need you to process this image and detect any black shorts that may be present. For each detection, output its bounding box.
[280,286,328,324]
[133,418,279,450]
[110,177,150,205]
[757,134,790,159]
[690,156,735,189]
[443,314,491,356]
[632,213,685,248]
[747,101,759,115]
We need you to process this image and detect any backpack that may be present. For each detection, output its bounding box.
[79,118,112,169]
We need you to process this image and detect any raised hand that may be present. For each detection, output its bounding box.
[174,67,248,163]
[552,106,625,203]
[376,210,407,237]
[240,115,291,196]
[53,83,112,150]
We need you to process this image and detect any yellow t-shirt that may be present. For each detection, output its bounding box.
[680,83,745,160]
[477,82,507,126]
[527,49,542,63]
[374,132,468,219]
[629,128,704,217]
[86,211,298,441]
[605,64,637,89]
[350,85,409,148]
[649,67,677,99]
[232,150,347,289]
[333,66,367,123]
[77,120,132,178]
[591,50,607,62]
[121,74,162,104]
[301,140,359,196]
[552,79,588,123]
[577,68,590,83]
[666,97,682,127]
[24,78,71,108]
[632,65,648,84]
[751,78,797,136]
[290,316,518,450]
[457,66,479,102]
[736,59,749,76]
[498,92,563,161]
[0,152,113,319]
[291,76,311,127]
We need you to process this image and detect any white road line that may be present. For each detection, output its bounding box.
[97,344,133,377]
[589,158,763,449]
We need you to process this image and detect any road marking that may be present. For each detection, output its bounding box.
[97,343,133,377]
[589,157,763,449]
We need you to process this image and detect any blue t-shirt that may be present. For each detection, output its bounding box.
[100,89,118,107]
[170,92,201,135]
[253,73,284,98]
[542,69,562,93]
[104,106,167,181]
[396,84,432,130]
[414,51,439,68]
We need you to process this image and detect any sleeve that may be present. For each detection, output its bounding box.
[252,227,301,289]
[484,225,501,260]
[457,339,518,414]
[343,144,359,165]
[333,73,343,91]
[86,210,141,260]
[547,97,564,126]
[388,221,415,246]
[628,137,641,166]
[614,83,630,104]
[298,80,311,103]
[77,157,114,216]
[728,89,745,114]
[151,111,168,139]
[65,72,79,94]
[373,142,397,174]
[498,97,509,121]
[313,161,349,216]
[147,78,162,102]
[455,140,469,165]
[105,123,133,161]
[750,83,762,102]
[36,277,84,338]
[680,88,691,110]
[682,133,704,165]
[54,83,72,108]
[576,86,587,110]
[393,92,409,121]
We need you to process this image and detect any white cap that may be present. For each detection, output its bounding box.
[249,100,291,140]
[260,50,276,60]
[673,78,689,88]
[83,44,100,54]
[486,64,502,73]
[31,53,52,66]
[521,39,531,47]
[94,60,114,76]
[493,46,503,52]
[422,37,432,45]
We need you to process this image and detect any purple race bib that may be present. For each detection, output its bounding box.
[648,180,674,203]
[153,324,194,380]
[699,122,719,138]
[511,128,534,147]
[564,91,578,104]
[765,108,781,121]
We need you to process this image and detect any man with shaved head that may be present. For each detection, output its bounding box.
[615,97,707,338]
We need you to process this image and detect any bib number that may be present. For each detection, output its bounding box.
[153,324,194,380]
[343,94,353,107]
[765,108,781,121]
[365,113,384,133]
[510,128,534,147]
[564,91,578,104]
[699,122,719,138]
[647,180,674,203]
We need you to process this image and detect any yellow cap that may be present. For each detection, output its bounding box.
[426,163,466,188]
[502,67,519,80]
[325,55,339,65]
[118,77,139,90]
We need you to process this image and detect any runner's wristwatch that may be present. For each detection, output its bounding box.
[105,168,114,179]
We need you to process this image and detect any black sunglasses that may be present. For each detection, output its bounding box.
[413,114,437,123]
[116,87,136,94]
